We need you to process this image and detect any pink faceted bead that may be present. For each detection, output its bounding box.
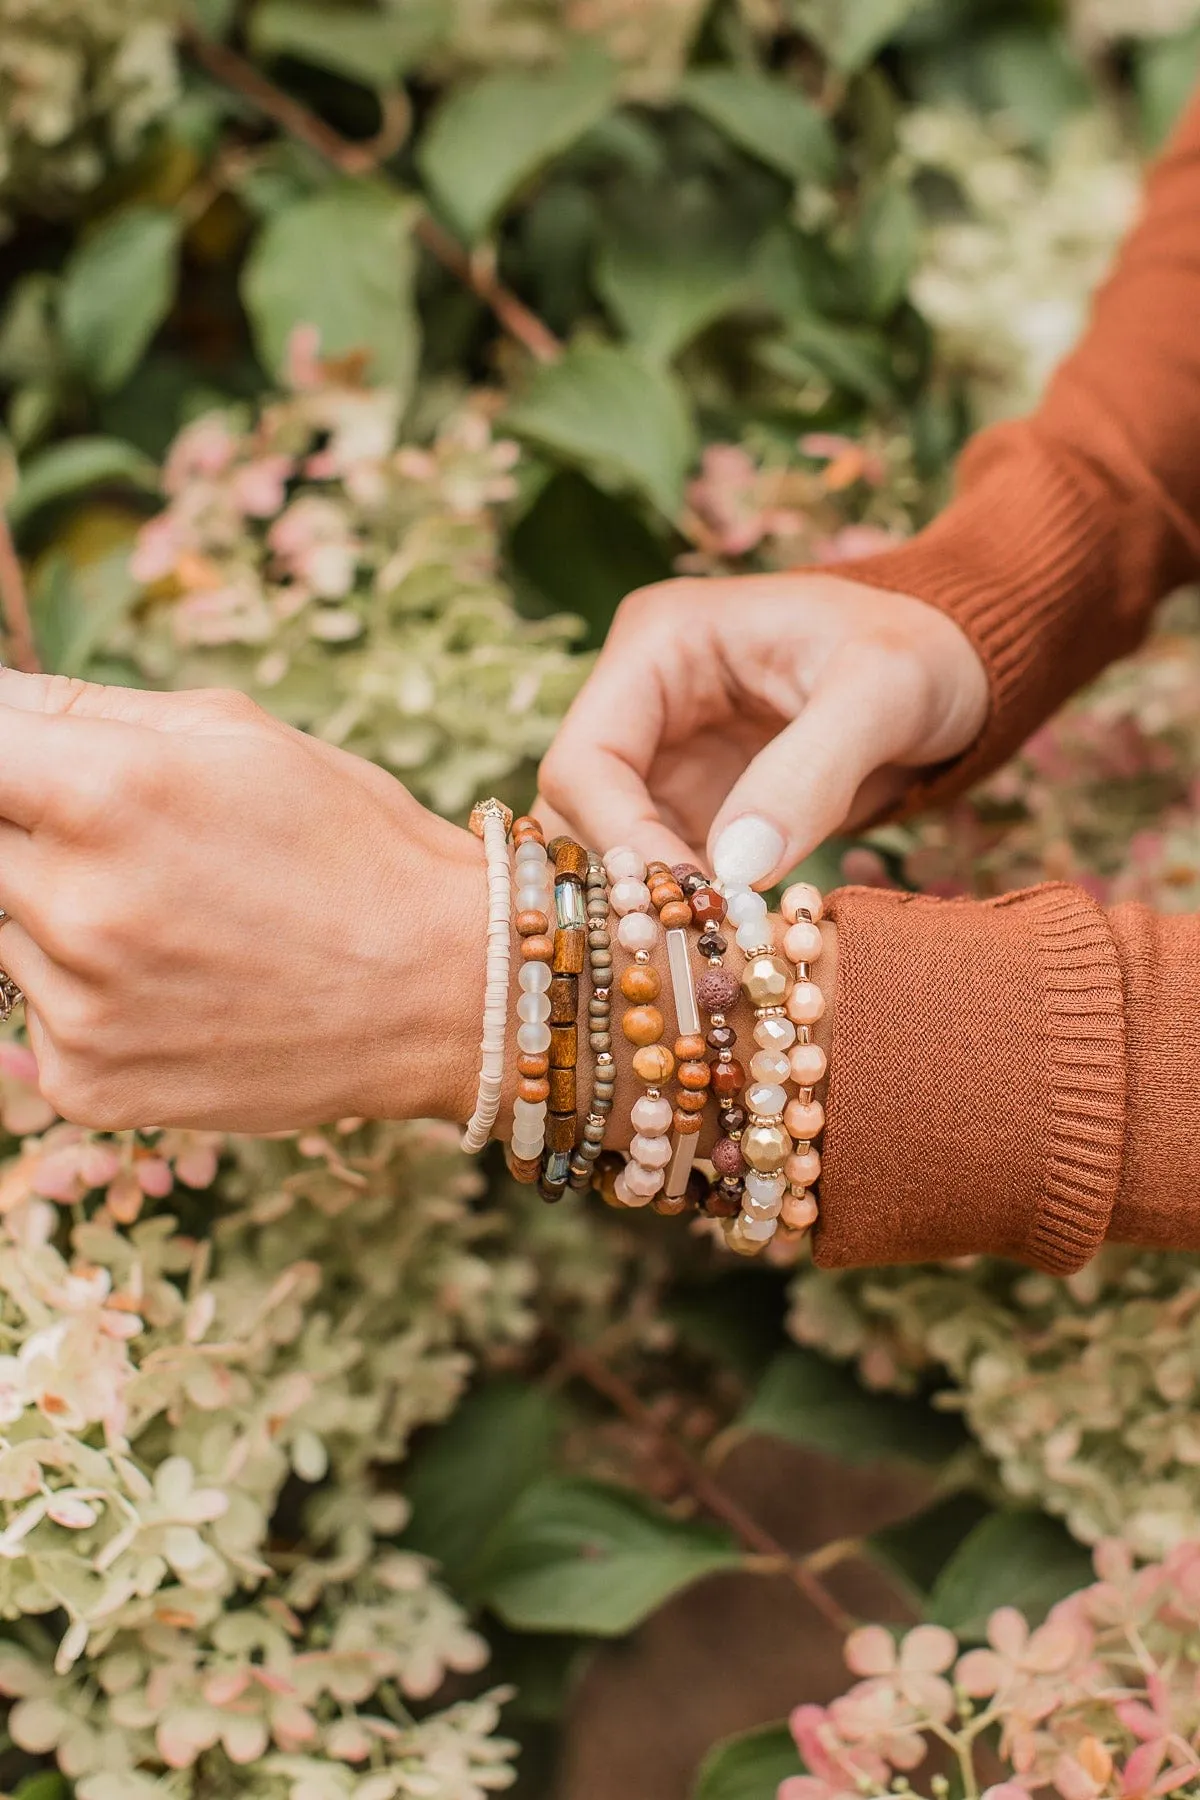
[780,882,824,925]
[614,1168,652,1209]
[783,920,822,964]
[617,911,658,954]
[631,1094,672,1135]
[604,846,645,882]
[788,1042,828,1086]
[611,878,652,916]
[631,1132,672,1168]
[781,1189,819,1229]
[785,1147,821,1188]
[784,1097,825,1140]
[624,1159,665,1198]
[786,980,825,1025]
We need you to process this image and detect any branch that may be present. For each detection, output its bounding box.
[179,21,564,365]
[558,1339,863,1636]
[0,512,39,674]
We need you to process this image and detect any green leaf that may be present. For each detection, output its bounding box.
[870,1490,992,1603]
[596,184,754,364]
[510,468,672,645]
[476,1477,741,1636]
[1136,23,1200,150]
[191,0,238,31]
[680,68,836,183]
[402,1382,559,1593]
[504,342,696,518]
[791,0,930,72]
[10,437,157,529]
[14,1774,70,1800]
[60,207,181,394]
[242,182,420,394]
[418,41,617,241]
[693,1722,802,1800]
[250,0,444,86]
[759,318,894,405]
[927,1512,1094,1641]
[853,179,920,319]
[739,1348,967,1467]
[32,549,138,677]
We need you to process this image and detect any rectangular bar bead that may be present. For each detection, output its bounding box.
[545,1111,576,1152]
[553,927,585,975]
[554,878,586,930]
[664,1131,698,1198]
[549,1024,578,1068]
[548,1066,576,1113]
[549,975,578,1025]
[666,928,701,1038]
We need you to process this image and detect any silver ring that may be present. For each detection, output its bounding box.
[0,912,25,1023]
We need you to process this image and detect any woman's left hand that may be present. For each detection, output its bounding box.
[0,670,485,1132]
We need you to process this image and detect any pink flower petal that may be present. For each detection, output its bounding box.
[900,1624,958,1674]
[845,1625,896,1678]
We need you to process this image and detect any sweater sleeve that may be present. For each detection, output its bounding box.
[815,884,1200,1273]
[825,86,1200,802]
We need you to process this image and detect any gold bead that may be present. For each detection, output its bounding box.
[741,953,791,1008]
[741,1120,791,1172]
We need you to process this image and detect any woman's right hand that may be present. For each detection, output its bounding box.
[538,572,989,888]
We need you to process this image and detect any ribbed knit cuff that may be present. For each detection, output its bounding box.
[814,883,1127,1273]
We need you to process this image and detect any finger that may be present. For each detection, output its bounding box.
[538,659,696,869]
[0,668,259,735]
[0,915,55,1006]
[708,650,928,887]
[0,703,138,833]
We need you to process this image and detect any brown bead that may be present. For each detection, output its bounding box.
[676,1088,708,1113]
[673,1109,702,1136]
[518,1077,551,1104]
[550,1024,578,1068]
[507,1152,542,1184]
[619,963,661,1003]
[549,975,578,1025]
[632,1044,675,1084]
[672,862,702,882]
[548,1066,576,1113]
[645,860,671,879]
[517,1052,549,1079]
[552,928,585,975]
[521,935,554,963]
[711,1059,746,1098]
[649,885,684,912]
[674,1034,706,1061]
[512,814,543,839]
[545,1111,576,1152]
[677,1060,711,1091]
[690,886,728,928]
[653,1192,691,1217]
[658,901,693,929]
[622,1004,664,1047]
[705,1186,741,1219]
[706,1024,736,1050]
[550,839,589,880]
[516,908,549,937]
[697,969,740,1012]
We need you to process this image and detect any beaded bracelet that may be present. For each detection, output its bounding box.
[778,882,827,1239]
[646,861,711,1213]
[679,868,745,1221]
[606,847,672,1208]
[508,815,556,1182]
[541,836,588,1201]
[461,798,515,1153]
[569,854,614,1192]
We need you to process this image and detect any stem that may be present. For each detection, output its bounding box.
[180,20,564,365]
[0,510,38,673]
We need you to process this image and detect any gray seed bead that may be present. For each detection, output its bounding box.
[590,1032,612,1053]
[588,999,609,1018]
[592,950,613,970]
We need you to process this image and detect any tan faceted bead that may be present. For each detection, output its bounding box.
[632,1044,675,1084]
[741,953,791,1008]
[741,1119,791,1172]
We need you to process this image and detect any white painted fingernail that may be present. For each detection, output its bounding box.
[712,816,786,888]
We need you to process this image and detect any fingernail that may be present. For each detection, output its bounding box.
[711,815,786,888]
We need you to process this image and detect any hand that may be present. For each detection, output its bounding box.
[538,573,988,887]
[0,671,485,1132]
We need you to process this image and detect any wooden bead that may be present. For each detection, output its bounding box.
[619,963,662,1003]
[632,1044,675,1084]
[521,935,554,963]
[653,1192,691,1217]
[545,1111,576,1152]
[711,1059,746,1098]
[673,1109,702,1136]
[507,1153,542,1184]
[553,928,585,975]
[622,1004,664,1047]
[674,1034,706,1061]
[549,975,578,1025]
[551,839,590,881]
[659,901,693,929]
[645,860,671,879]
[677,1060,711,1091]
[516,909,549,937]
[517,1052,549,1079]
[550,1024,578,1068]
[512,815,544,843]
[548,1066,577,1113]
[650,877,684,901]
[676,1088,708,1114]
[518,1077,550,1104]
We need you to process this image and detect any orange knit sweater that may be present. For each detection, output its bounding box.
[815,86,1200,1274]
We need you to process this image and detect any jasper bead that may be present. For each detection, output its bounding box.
[518,1077,550,1104]
[786,981,825,1025]
[632,1044,675,1084]
[677,1060,711,1091]
[521,935,554,963]
[659,901,693,929]
[611,878,652,915]
[789,1042,828,1086]
[782,1190,819,1229]
[741,1120,791,1172]
[711,1059,745,1099]
[517,1052,549,1079]
[676,1089,708,1113]
[631,1133,672,1168]
[620,963,662,1003]
[711,1137,744,1177]
[673,1109,702,1136]
[622,1004,664,1047]
[786,1147,822,1187]
[617,912,658,954]
[781,882,824,924]
[784,1098,825,1140]
[516,909,549,937]
[783,920,823,964]
[742,954,790,1007]
[675,1034,706,1061]
[689,886,727,927]
[631,1094,672,1135]
[697,969,740,1013]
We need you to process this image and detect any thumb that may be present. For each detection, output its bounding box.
[707,656,924,888]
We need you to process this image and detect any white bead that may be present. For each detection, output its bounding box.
[744,1170,786,1204]
[517,991,551,1024]
[604,847,645,881]
[512,1098,546,1128]
[743,1189,783,1221]
[511,1136,544,1160]
[747,1081,787,1116]
[516,886,549,915]
[520,961,552,993]
[754,1014,796,1052]
[750,1049,790,1083]
[736,918,774,953]
[516,841,548,866]
[517,1022,551,1055]
[610,878,651,916]
[726,889,768,927]
[630,1133,672,1168]
[739,1213,778,1243]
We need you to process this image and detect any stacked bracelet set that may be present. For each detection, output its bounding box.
[463,800,827,1258]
